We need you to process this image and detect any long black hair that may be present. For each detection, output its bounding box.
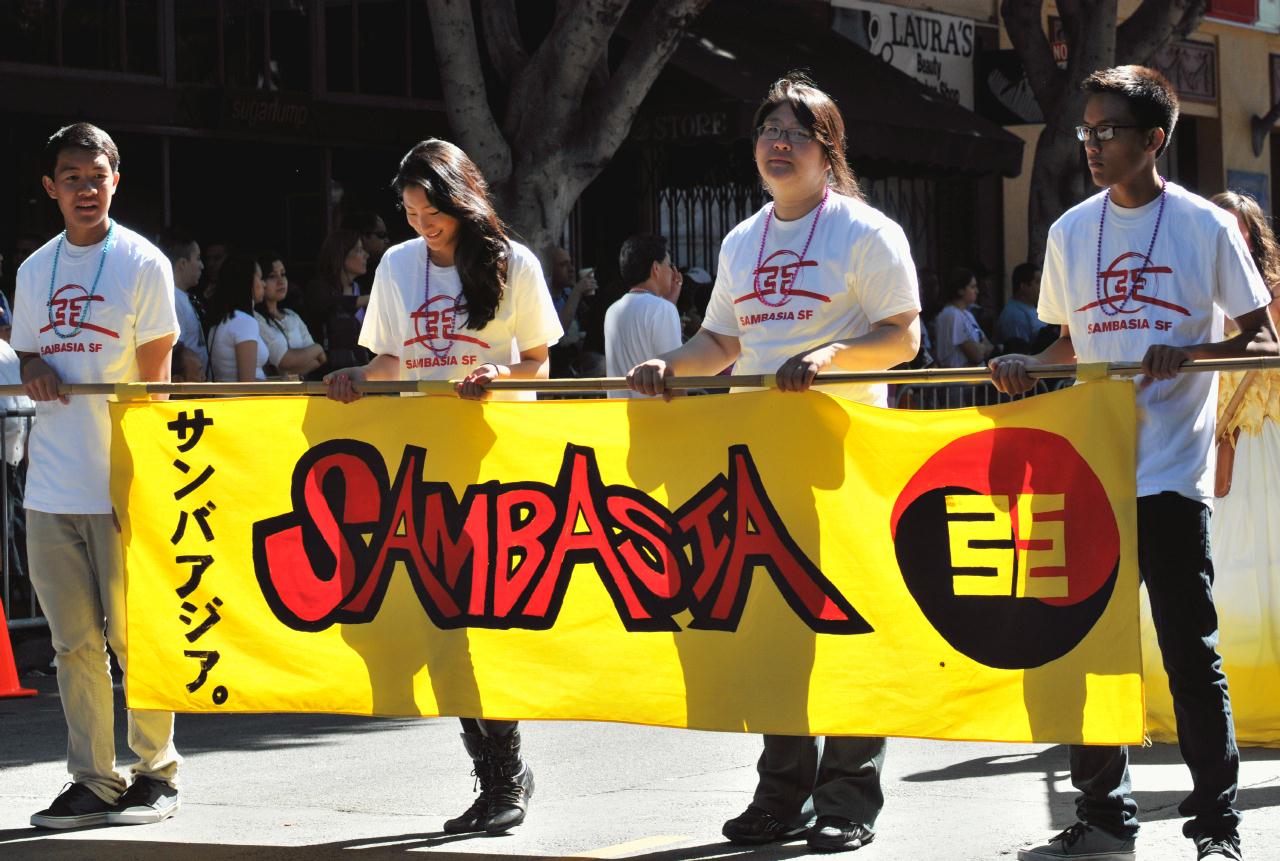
[393,139,509,330]
[206,252,258,324]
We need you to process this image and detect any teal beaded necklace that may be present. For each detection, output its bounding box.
[46,219,115,339]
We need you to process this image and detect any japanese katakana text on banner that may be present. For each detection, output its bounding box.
[111,382,1142,744]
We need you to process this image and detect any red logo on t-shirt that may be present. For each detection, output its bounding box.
[1075,252,1189,316]
[735,250,830,307]
[39,284,120,338]
[404,295,491,355]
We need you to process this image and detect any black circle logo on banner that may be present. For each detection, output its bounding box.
[890,428,1120,669]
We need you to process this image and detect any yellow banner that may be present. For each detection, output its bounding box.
[112,382,1142,743]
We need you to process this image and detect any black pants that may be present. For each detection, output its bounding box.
[751,735,886,831]
[459,718,517,738]
[1071,493,1240,840]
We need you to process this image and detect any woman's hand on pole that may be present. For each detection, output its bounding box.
[627,359,672,400]
[324,365,368,403]
[456,363,506,400]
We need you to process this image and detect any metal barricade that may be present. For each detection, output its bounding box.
[1,408,42,630]
[893,377,1070,410]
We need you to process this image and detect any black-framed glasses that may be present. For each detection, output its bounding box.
[757,124,815,144]
[1075,124,1140,142]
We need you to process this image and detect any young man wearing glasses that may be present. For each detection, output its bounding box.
[991,66,1278,861]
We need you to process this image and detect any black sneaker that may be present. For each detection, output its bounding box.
[1195,832,1243,860]
[106,776,180,825]
[806,816,875,852]
[30,783,113,829]
[721,806,805,845]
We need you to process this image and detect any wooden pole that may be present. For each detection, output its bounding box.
[3,357,1279,398]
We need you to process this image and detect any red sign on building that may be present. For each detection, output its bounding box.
[1208,0,1258,24]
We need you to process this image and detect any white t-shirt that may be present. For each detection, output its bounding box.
[173,287,208,371]
[359,237,562,401]
[701,191,921,405]
[1039,182,1271,503]
[12,223,179,514]
[208,310,268,381]
[604,290,682,399]
[257,308,315,369]
[0,339,34,466]
[934,304,984,368]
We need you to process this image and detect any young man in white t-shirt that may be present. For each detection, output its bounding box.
[13,123,182,830]
[604,234,683,398]
[991,67,1278,861]
[630,75,920,855]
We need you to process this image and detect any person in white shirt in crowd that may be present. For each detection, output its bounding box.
[629,73,920,854]
[991,65,1279,861]
[605,234,683,398]
[254,252,325,378]
[325,138,561,835]
[13,122,182,830]
[160,230,207,380]
[933,266,994,368]
[995,262,1049,353]
[206,252,269,382]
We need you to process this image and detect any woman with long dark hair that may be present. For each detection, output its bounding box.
[325,139,562,832]
[205,252,269,381]
[254,252,326,377]
[629,73,921,852]
[305,228,370,371]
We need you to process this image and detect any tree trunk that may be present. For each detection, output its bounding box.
[1003,0,1208,264]
[426,0,711,270]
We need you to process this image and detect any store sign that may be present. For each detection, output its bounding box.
[832,0,976,108]
[633,108,734,142]
[223,91,314,134]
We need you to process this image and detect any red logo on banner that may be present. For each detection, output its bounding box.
[890,428,1121,669]
[253,442,871,636]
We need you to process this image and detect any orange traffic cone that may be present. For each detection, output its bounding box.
[0,596,36,698]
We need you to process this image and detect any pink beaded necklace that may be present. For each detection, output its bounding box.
[754,187,830,281]
[1094,177,1167,317]
[421,244,455,358]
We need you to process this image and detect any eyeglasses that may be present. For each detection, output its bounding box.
[1075,124,1140,142]
[757,124,815,144]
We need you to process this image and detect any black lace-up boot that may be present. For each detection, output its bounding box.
[443,732,492,834]
[480,728,534,833]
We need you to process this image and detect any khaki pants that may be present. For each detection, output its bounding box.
[27,510,181,803]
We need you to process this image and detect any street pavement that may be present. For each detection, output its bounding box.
[1,675,1279,860]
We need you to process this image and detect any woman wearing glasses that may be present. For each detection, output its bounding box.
[324,138,562,835]
[628,73,921,853]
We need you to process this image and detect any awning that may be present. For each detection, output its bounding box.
[664,1,1025,178]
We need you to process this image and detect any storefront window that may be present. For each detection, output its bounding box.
[0,0,158,75]
[176,0,311,91]
[325,0,437,99]
[176,3,221,84]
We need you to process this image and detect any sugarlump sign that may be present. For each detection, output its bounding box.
[832,0,977,108]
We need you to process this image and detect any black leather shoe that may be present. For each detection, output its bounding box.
[721,806,805,845]
[806,816,875,852]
